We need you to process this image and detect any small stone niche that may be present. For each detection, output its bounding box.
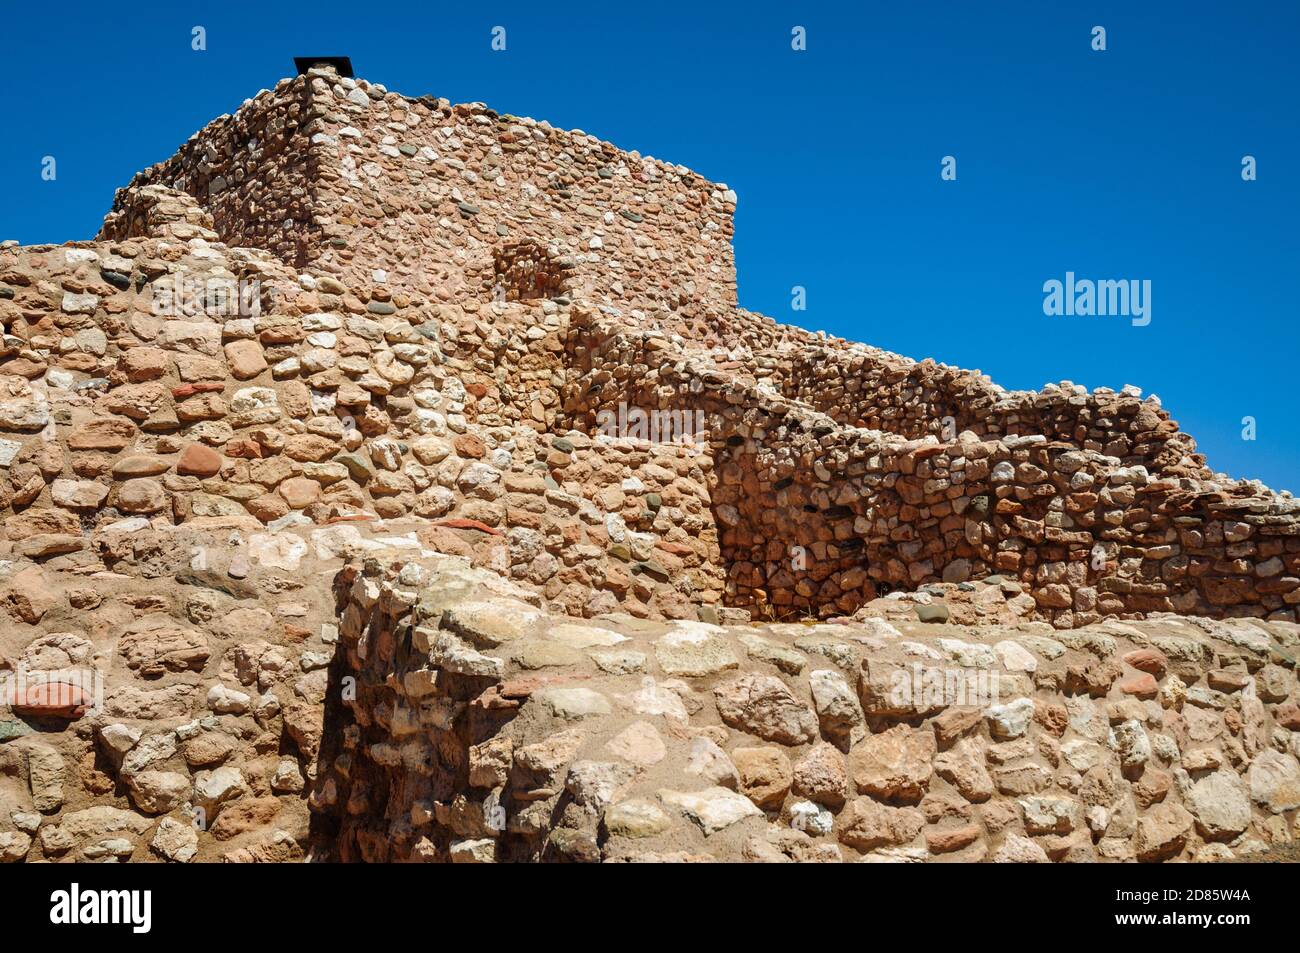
[489,241,573,302]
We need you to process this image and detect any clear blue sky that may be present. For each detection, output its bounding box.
[2,1,1295,490]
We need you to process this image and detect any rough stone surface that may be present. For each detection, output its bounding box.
[0,63,1297,867]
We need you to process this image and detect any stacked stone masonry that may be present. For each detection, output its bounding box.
[563,312,1300,625]
[319,554,1300,863]
[107,71,739,317]
[0,65,1297,863]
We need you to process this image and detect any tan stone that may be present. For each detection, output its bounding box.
[118,347,169,382]
[836,797,924,851]
[113,454,171,477]
[792,742,848,808]
[279,477,321,509]
[1134,803,1193,862]
[713,674,817,745]
[224,339,267,380]
[851,724,936,804]
[113,478,167,513]
[732,746,793,809]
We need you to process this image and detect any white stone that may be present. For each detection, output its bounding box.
[248,532,308,571]
[206,684,252,714]
[659,787,762,835]
[993,640,1038,672]
[985,697,1035,739]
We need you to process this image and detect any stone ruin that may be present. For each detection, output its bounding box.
[0,64,1297,864]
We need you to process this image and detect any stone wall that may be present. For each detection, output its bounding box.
[0,221,722,622]
[5,517,1295,865]
[103,68,739,319]
[303,72,738,317]
[12,63,1300,633]
[0,521,339,863]
[563,311,1300,625]
[101,76,322,268]
[313,553,1300,862]
[771,342,1208,479]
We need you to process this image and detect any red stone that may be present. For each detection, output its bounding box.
[12,681,93,719]
[1123,649,1169,677]
[1118,673,1159,699]
[925,824,981,853]
[433,518,503,536]
[223,438,264,459]
[472,686,521,711]
[498,673,592,699]
[453,433,487,459]
[171,381,224,399]
[1275,701,1300,730]
[176,442,224,477]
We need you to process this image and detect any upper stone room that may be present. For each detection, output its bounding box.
[101,63,741,321]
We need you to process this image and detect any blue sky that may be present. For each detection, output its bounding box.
[2,1,1296,490]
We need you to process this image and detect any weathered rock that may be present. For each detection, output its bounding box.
[809,668,865,748]
[127,770,192,814]
[850,724,935,803]
[1187,769,1252,841]
[835,797,924,851]
[118,620,209,675]
[654,624,738,677]
[732,746,793,809]
[713,674,817,745]
[793,742,848,808]
[24,744,66,812]
[1134,803,1194,862]
[605,799,671,838]
[151,817,199,862]
[659,787,762,835]
[986,698,1035,739]
[684,736,738,788]
[1248,750,1300,813]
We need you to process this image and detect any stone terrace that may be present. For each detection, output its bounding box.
[102,65,1300,626]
